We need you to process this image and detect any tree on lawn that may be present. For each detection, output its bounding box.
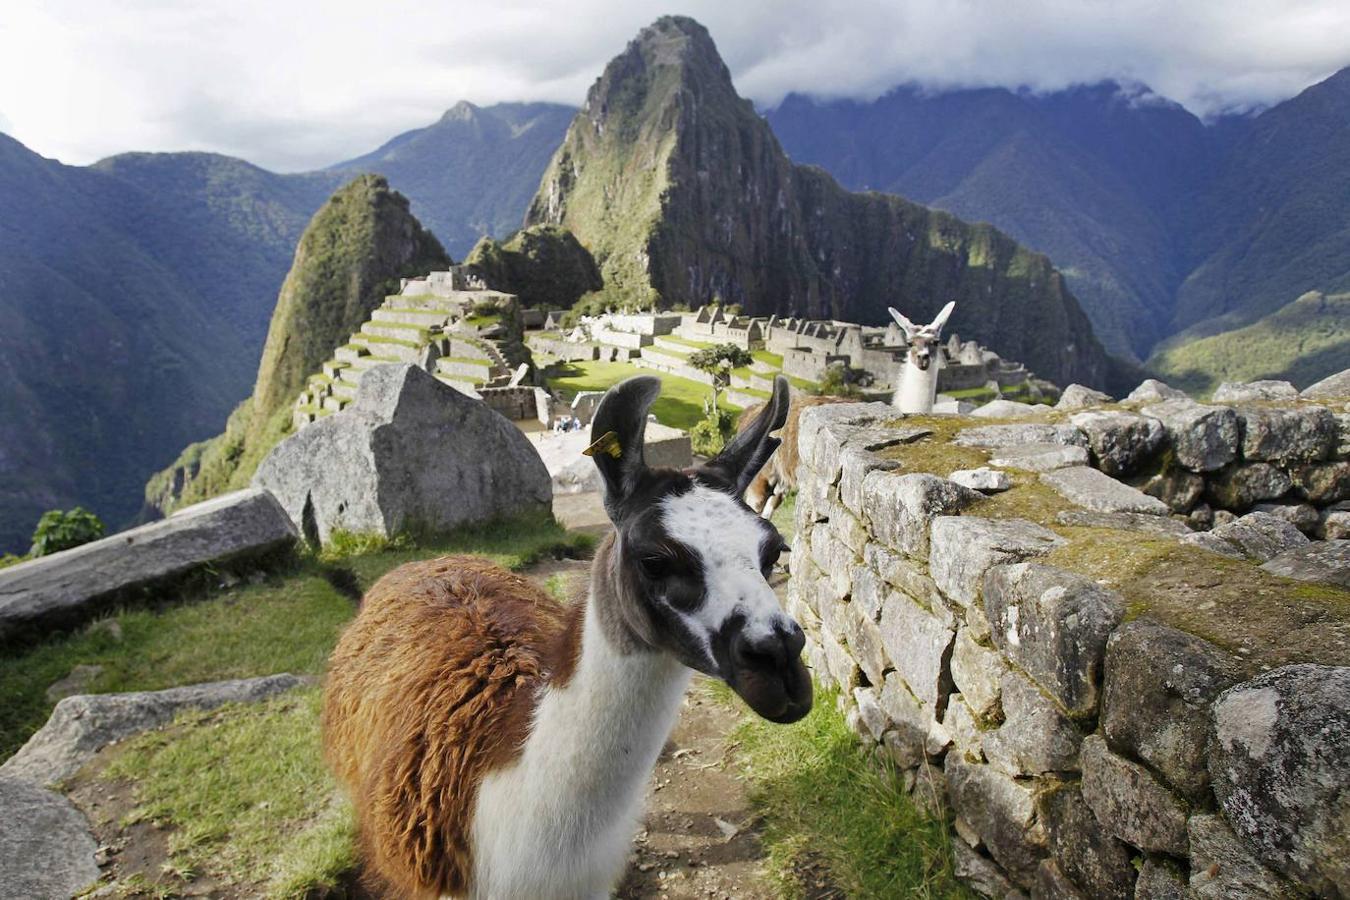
[688,343,752,414]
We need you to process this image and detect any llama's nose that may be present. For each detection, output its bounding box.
[733,619,805,672]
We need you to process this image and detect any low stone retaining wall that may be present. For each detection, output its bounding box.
[786,401,1349,899]
[528,335,599,361]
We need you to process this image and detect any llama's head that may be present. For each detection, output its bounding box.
[588,374,812,724]
[889,301,956,372]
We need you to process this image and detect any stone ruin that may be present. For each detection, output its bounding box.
[784,372,1349,899]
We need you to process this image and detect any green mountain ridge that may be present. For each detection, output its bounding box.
[526,16,1119,390]
[144,175,450,517]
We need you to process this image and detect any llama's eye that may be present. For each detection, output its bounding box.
[640,555,673,581]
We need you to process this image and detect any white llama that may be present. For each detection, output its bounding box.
[889,301,956,414]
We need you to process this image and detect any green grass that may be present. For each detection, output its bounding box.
[355,332,421,349]
[720,683,974,899]
[100,687,356,899]
[752,349,784,368]
[546,360,742,429]
[464,313,502,328]
[0,513,593,760]
[441,355,493,368]
[770,490,797,539]
[658,334,716,350]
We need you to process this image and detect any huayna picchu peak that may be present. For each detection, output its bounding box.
[526,15,1121,390]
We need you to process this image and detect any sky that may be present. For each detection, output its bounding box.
[2,0,1348,173]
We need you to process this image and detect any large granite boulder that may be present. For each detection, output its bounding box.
[1212,380,1298,403]
[954,423,1086,449]
[1141,400,1240,472]
[988,443,1089,472]
[1134,467,1206,513]
[1205,462,1294,510]
[0,489,297,642]
[1041,466,1170,515]
[1182,511,1308,562]
[1188,814,1299,899]
[0,777,99,899]
[1101,621,1241,800]
[1081,735,1189,856]
[1209,665,1350,897]
[1291,460,1350,505]
[255,364,551,542]
[929,517,1066,608]
[1069,410,1165,475]
[862,472,981,559]
[971,398,1050,418]
[1055,384,1112,410]
[1301,367,1350,400]
[1238,405,1338,464]
[1126,379,1188,403]
[983,563,1124,716]
[1259,539,1350,588]
[1250,500,1320,534]
[0,674,305,785]
[982,670,1083,776]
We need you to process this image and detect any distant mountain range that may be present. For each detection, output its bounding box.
[1,29,1347,550]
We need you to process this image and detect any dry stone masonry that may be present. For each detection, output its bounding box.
[786,374,1350,899]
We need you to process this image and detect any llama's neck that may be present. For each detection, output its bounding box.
[894,358,941,413]
[470,540,690,896]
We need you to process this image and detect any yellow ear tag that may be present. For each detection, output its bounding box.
[582,431,623,459]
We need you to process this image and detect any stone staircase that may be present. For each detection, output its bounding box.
[292,277,523,428]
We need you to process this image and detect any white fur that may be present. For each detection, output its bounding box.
[661,484,789,654]
[889,301,955,415]
[469,608,691,900]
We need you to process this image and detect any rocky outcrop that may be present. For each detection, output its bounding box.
[254,364,550,542]
[0,489,297,641]
[463,224,601,309]
[527,16,1119,390]
[0,777,99,899]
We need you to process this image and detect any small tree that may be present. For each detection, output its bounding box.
[688,343,752,415]
[818,362,861,398]
[30,507,105,557]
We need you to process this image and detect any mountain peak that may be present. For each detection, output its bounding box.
[439,101,481,123]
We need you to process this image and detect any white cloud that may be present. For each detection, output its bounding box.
[0,0,1346,171]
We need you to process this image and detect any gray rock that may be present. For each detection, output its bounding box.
[795,401,898,468]
[1135,468,1206,513]
[972,399,1050,418]
[44,664,104,703]
[1035,861,1087,899]
[1212,509,1237,527]
[841,601,889,687]
[1101,621,1241,800]
[1301,367,1350,401]
[1038,785,1137,900]
[945,695,986,758]
[946,753,1045,887]
[983,670,1082,775]
[838,445,902,512]
[988,443,1090,472]
[1127,379,1188,403]
[255,364,551,543]
[879,591,954,707]
[1188,814,1299,899]
[814,423,930,490]
[950,467,1012,493]
[818,625,860,692]
[878,673,937,768]
[1042,466,1171,515]
[983,563,1124,716]
[1205,462,1293,510]
[1183,511,1308,562]
[1081,735,1190,856]
[862,471,982,559]
[1320,509,1350,540]
[952,841,1026,900]
[1212,380,1299,403]
[0,674,305,785]
[950,628,1007,721]
[1055,509,1192,537]
[954,423,1086,449]
[863,541,947,611]
[1209,664,1350,895]
[1250,500,1320,534]
[1252,539,1350,588]
[1056,384,1113,410]
[0,489,297,641]
[1141,399,1240,472]
[1238,405,1338,464]
[1291,459,1350,505]
[1338,413,1350,459]
[1070,411,1166,476]
[850,686,887,742]
[931,398,977,415]
[1186,502,1216,530]
[1135,858,1188,900]
[930,517,1066,608]
[0,777,99,899]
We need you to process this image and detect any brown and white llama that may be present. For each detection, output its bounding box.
[323,374,811,900]
[890,301,956,414]
[736,394,853,518]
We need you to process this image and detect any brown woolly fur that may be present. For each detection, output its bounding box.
[738,395,852,510]
[323,555,583,898]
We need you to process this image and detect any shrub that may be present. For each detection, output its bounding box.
[30,507,105,556]
[690,405,736,457]
[818,363,862,398]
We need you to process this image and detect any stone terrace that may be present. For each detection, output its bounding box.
[785,377,1350,898]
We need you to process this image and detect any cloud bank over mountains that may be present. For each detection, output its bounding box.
[1,0,1347,171]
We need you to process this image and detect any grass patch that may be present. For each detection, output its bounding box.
[720,683,974,899]
[658,334,716,350]
[770,490,797,540]
[0,513,593,760]
[100,687,357,898]
[464,313,502,328]
[545,359,742,430]
[752,349,784,368]
[355,333,421,349]
[441,355,493,368]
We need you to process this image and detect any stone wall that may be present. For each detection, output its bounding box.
[785,398,1349,899]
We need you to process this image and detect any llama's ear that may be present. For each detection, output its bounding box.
[587,376,661,515]
[704,375,791,494]
[888,306,917,338]
[929,301,956,335]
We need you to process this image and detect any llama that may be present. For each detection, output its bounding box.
[323,374,811,900]
[889,300,956,414]
[737,394,853,518]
